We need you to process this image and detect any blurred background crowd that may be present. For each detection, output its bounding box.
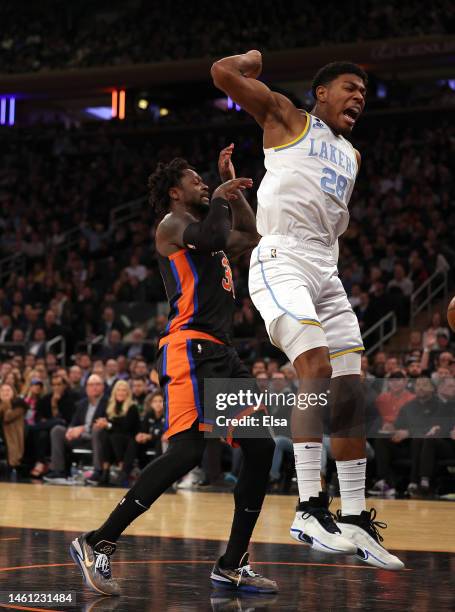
[0,0,454,500]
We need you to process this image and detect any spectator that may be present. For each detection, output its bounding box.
[68,365,84,395]
[28,328,47,359]
[44,374,107,484]
[123,390,166,476]
[370,378,442,498]
[130,377,149,414]
[126,328,154,362]
[0,383,27,475]
[93,380,140,485]
[97,306,125,342]
[387,263,413,297]
[418,377,455,495]
[105,359,120,393]
[29,374,77,477]
[374,372,415,431]
[422,312,450,351]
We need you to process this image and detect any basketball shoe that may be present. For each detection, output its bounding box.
[290,491,357,554]
[211,552,278,593]
[336,508,404,570]
[70,532,120,595]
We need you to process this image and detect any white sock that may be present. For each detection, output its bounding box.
[294,442,322,502]
[336,458,367,516]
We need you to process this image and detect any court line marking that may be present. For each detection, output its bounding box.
[0,559,411,572]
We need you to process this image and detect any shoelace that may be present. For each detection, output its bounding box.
[302,506,340,534]
[94,553,112,579]
[364,508,387,543]
[235,564,261,587]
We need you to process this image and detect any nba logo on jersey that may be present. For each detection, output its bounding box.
[313,118,325,129]
[271,248,277,258]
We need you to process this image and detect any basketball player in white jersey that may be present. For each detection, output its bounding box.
[212,51,403,570]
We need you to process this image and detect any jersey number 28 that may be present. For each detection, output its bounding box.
[321,167,348,201]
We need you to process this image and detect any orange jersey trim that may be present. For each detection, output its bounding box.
[159,329,225,350]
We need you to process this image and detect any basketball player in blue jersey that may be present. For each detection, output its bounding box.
[212,51,404,570]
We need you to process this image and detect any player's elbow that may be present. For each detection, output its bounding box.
[211,61,228,89]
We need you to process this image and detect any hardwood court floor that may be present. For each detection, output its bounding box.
[0,483,454,611]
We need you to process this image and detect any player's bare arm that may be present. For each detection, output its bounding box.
[156,177,253,258]
[218,144,260,259]
[211,50,306,148]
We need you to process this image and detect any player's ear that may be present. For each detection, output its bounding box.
[316,85,328,103]
[169,186,180,201]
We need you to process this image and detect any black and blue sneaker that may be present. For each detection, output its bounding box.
[210,553,278,593]
[70,532,120,596]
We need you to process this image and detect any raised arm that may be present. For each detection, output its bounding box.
[211,50,302,137]
[218,144,260,259]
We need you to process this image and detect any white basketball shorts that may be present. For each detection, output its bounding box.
[249,235,364,368]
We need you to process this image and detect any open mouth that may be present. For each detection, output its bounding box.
[342,106,361,126]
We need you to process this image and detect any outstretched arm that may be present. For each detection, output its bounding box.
[211,50,299,130]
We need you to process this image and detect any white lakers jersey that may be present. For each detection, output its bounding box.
[256,112,358,248]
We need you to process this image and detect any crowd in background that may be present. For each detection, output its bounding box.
[0,116,453,363]
[0,308,454,498]
[0,0,452,73]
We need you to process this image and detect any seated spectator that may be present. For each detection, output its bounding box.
[123,390,165,476]
[405,356,422,391]
[29,373,77,477]
[44,374,107,484]
[125,254,147,282]
[418,377,455,495]
[28,328,47,358]
[105,359,120,392]
[23,377,45,426]
[422,332,455,373]
[68,365,84,395]
[0,383,28,476]
[422,311,450,351]
[94,380,140,485]
[126,328,154,362]
[374,372,415,432]
[369,377,443,498]
[97,306,125,341]
[130,377,149,414]
[97,329,126,360]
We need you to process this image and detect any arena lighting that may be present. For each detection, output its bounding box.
[159,107,169,117]
[86,106,112,120]
[138,98,148,109]
[118,90,126,120]
[0,98,6,125]
[111,90,118,118]
[227,96,241,111]
[8,97,15,125]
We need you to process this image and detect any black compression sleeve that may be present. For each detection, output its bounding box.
[182,197,231,252]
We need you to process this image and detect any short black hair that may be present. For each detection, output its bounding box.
[147,158,194,217]
[312,61,368,100]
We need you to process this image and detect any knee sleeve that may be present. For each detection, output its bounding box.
[331,351,361,377]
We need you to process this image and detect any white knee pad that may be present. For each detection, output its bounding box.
[269,313,328,365]
[330,351,362,378]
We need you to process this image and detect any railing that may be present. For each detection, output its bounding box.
[0,194,147,283]
[0,253,26,285]
[87,335,104,357]
[0,335,66,364]
[46,335,66,366]
[410,269,449,327]
[110,195,147,227]
[362,311,397,356]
